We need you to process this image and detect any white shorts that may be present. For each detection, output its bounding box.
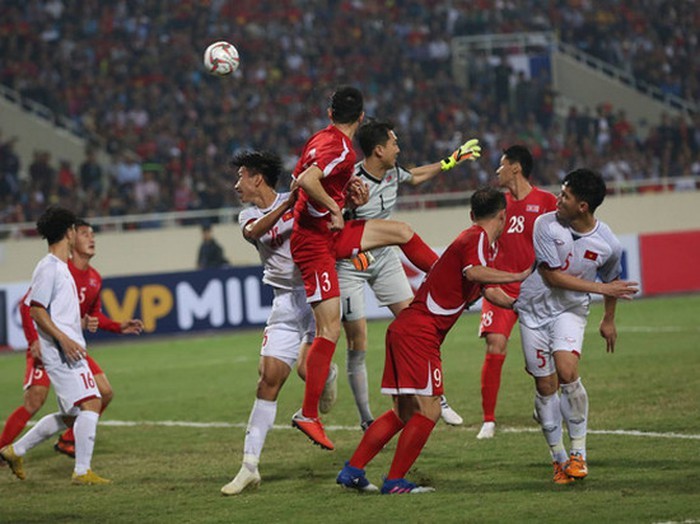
[519,308,588,378]
[338,247,413,322]
[39,339,101,416]
[261,287,315,368]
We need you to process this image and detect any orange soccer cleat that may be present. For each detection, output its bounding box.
[565,452,588,479]
[291,410,334,450]
[552,461,575,485]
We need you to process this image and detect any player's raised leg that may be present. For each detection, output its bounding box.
[360,219,437,273]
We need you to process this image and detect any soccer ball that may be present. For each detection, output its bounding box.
[203,41,240,77]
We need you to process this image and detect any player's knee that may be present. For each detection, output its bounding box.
[535,376,558,397]
[557,369,579,385]
[101,388,114,408]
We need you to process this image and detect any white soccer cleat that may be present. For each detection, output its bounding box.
[476,421,496,440]
[439,396,464,426]
[221,465,261,496]
[319,362,339,414]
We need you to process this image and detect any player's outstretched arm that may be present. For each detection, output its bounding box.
[464,264,531,284]
[539,268,638,299]
[409,138,482,186]
[120,319,144,335]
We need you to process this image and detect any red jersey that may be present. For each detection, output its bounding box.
[391,225,495,345]
[292,125,356,233]
[496,186,556,297]
[68,259,121,333]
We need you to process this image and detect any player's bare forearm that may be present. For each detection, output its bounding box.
[244,198,294,241]
[296,166,340,215]
[31,306,86,362]
[483,287,516,309]
[409,162,442,185]
[464,265,530,284]
[540,268,638,299]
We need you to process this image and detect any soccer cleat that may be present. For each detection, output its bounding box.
[351,251,375,271]
[380,477,435,495]
[54,436,76,458]
[319,362,339,414]
[336,461,379,492]
[552,461,575,485]
[71,469,112,485]
[291,410,334,450]
[476,421,496,440]
[221,465,262,495]
[0,445,26,480]
[360,419,374,432]
[565,452,588,479]
[440,396,464,426]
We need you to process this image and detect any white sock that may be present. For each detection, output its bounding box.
[13,413,66,456]
[347,349,373,424]
[242,398,276,470]
[73,410,100,476]
[535,391,567,464]
[560,378,589,458]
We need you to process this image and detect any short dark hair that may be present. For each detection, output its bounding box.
[471,187,507,220]
[230,150,283,189]
[503,145,533,179]
[357,119,395,157]
[36,206,77,245]
[329,85,363,124]
[562,168,607,213]
[75,218,91,229]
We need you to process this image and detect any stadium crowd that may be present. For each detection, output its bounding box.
[0,0,698,228]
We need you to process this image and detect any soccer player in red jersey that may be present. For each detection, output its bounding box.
[289,86,440,450]
[0,219,143,457]
[336,187,531,493]
[476,145,557,440]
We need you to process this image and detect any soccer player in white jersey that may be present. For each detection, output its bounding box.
[0,206,109,485]
[338,119,481,429]
[514,168,638,484]
[221,151,337,495]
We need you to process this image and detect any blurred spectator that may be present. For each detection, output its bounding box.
[196,223,228,269]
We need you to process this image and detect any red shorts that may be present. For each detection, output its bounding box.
[380,327,443,397]
[291,219,365,302]
[23,351,103,390]
[479,300,518,338]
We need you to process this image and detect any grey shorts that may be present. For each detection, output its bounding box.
[338,247,413,322]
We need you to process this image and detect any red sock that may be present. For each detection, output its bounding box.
[349,410,405,469]
[387,413,436,480]
[0,406,32,448]
[400,234,438,273]
[302,337,336,419]
[481,353,506,423]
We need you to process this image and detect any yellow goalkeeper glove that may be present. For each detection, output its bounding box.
[440,138,482,171]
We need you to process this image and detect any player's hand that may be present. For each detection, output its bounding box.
[82,315,99,333]
[599,317,617,353]
[346,177,369,208]
[285,189,298,209]
[440,138,481,171]
[121,319,144,335]
[29,340,42,360]
[328,207,344,231]
[600,280,639,299]
[58,335,87,363]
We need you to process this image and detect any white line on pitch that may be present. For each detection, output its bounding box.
[95,420,700,440]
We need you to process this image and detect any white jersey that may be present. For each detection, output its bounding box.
[238,192,302,290]
[516,211,623,328]
[25,253,86,348]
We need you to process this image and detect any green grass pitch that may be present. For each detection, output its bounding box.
[1,295,699,523]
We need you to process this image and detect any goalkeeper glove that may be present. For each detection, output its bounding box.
[440,138,482,171]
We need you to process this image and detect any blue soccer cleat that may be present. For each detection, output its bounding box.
[336,461,378,492]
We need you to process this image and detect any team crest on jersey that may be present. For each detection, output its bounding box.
[89,278,98,287]
[526,204,540,212]
[584,250,599,261]
[282,211,294,222]
[386,175,393,183]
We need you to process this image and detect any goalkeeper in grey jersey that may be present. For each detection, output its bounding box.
[337,119,481,429]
